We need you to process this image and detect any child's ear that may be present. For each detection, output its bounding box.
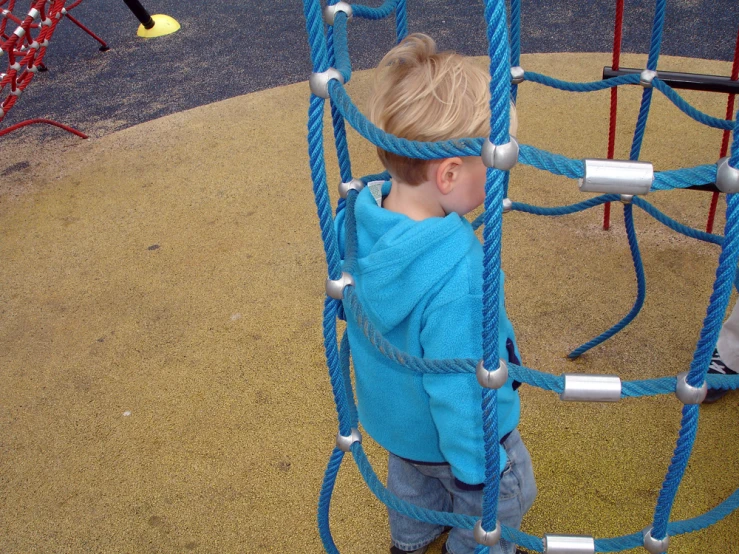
[435,157,463,195]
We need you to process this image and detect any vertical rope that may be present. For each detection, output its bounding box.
[303,3,353,551]
[505,0,521,198]
[568,202,646,358]
[325,7,355,216]
[651,191,739,541]
[629,0,666,162]
[509,0,521,103]
[480,0,511,541]
[650,111,739,542]
[395,0,408,42]
[317,447,345,554]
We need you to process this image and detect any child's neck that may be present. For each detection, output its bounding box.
[383,179,445,221]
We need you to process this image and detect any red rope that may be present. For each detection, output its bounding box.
[0,118,87,138]
[1,0,104,133]
[706,25,739,234]
[603,0,625,230]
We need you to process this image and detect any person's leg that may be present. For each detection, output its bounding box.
[387,454,453,553]
[707,302,739,402]
[444,430,536,554]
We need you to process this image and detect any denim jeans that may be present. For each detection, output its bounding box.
[387,429,537,554]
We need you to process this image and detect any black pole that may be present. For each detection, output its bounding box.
[603,66,739,95]
[122,0,155,29]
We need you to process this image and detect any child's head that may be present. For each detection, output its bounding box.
[367,33,517,186]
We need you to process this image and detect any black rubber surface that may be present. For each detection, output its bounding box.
[1,0,738,136]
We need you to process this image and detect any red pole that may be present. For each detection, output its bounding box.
[706,25,739,234]
[603,0,625,231]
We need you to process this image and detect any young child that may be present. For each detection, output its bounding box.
[335,34,536,554]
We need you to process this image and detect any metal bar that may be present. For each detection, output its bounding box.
[603,66,739,95]
[122,0,155,29]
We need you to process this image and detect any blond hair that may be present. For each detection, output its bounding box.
[367,33,516,185]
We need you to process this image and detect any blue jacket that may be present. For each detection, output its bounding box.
[335,182,520,485]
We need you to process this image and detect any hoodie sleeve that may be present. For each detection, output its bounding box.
[419,271,518,485]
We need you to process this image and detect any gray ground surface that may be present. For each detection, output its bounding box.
[1,0,738,140]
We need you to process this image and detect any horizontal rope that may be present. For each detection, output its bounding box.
[652,164,716,190]
[351,0,397,20]
[523,71,641,92]
[633,197,723,245]
[653,78,735,130]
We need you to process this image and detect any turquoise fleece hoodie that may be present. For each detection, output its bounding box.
[335,182,520,485]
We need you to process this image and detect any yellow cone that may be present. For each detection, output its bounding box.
[137,14,180,38]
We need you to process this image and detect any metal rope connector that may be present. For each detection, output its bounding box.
[502,198,513,213]
[543,534,595,554]
[643,527,669,554]
[640,69,658,88]
[473,520,501,547]
[579,159,653,196]
[715,157,739,194]
[338,178,364,199]
[476,359,508,390]
[560,374,621,402]
[326,272,355,300]
[309,68,344,99]
[675,371,707,405]
[481,137,519,171]
[335,428,361,452]
[324,2,353,25]
[511,66,525,85]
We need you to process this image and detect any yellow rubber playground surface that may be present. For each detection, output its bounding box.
[1,52,738,552]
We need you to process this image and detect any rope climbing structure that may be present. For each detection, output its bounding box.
[0,0,107,138]
[302,1,739,552]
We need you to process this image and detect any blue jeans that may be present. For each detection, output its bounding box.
[387,429,536,554]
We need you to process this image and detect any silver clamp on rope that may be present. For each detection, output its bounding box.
[338,178,364,199]
[324,1,353,25]
[511,66,525,85]
[481,136,519,171]
[326,272,355,300]
[41,17,52,27]
[715,157,739,194]
[543,534,595,554]
[27,8,40,19]
[335,428,361,452]
[640,69,658,88]
[620,194,633,204]
[675,371,707,405]
[579,159,653,196]
[502,198,513,213]
[9,87,21,97]
[476,359,508,390]
[13,25,25,37]
[473,520,501,548]
[309,68,344,99]
[642,527,669,554]
[560,374,621,402]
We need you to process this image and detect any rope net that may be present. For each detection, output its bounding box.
[302,1,739,552]
[0,0,104,137]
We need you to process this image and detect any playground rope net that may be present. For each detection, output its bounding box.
[302,1,739,552]
[0,0,105,138]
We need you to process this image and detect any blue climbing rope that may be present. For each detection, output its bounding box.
[301,0,739,550]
